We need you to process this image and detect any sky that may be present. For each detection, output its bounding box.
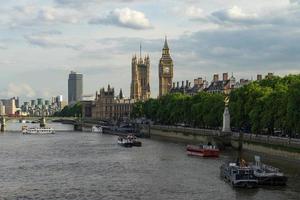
[0,0,300,101]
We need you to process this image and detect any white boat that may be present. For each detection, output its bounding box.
[22,126,55,134]
[92,125,103,133]
[19,119,26,123]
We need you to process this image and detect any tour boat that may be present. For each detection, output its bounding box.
[117,134,142,147]
[22,126,55,134]
[220,161,258,188]
[92,125,103,133]
[186,144,219,157]
[127,134,142,147]
[251,156,288,186]
[19,119,27,123]
[117,136,133,147]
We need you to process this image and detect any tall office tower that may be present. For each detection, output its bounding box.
[68,71,83,105]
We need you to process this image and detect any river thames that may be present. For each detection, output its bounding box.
[0,122,299,199]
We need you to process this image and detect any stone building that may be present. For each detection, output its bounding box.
[90,85,135,120]
[159,36,174,97]
[170,78,209,96]
[130,45,150,101]
[206,73,235,94]
[92,85,115,120]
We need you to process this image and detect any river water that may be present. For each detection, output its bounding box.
[0,122,299,200]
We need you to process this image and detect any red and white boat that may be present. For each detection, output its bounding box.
[186,144,220,157]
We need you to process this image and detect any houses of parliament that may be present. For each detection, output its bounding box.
[130,37,174,100]
[82,37,174,120]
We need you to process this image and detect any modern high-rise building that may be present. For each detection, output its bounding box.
[68,71,83,104]
[159,36,174,97]
[130,45,150,100]
[0,98,17,115]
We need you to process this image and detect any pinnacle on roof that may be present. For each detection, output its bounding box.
[163,35,169,49]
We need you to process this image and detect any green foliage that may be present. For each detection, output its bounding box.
[230,74,300,135]
[131,74,300,135]
[131,92,225,128]
[54,102,82,117]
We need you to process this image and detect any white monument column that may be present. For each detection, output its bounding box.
[222,96,231,132]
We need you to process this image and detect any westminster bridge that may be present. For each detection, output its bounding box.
[0,116,77,132]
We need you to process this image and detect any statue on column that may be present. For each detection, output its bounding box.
[222,96,231,132]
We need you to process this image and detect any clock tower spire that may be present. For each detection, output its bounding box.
[159,36,173,97]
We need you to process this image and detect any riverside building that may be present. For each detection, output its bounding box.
[83,85,135,121]
[130,45,151,101]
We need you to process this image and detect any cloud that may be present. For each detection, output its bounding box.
[290,0,300,5]
[37,6,80,24]
[174,5,206,20]
[210,6,258,25]
[184,6,205,19]
[7,5,81,27]
[89,7,152,30]
[0,43,7,50]
[186,3,300,29]
[24,31,82,50]
[54,0,141,8]
[0,83,36,98]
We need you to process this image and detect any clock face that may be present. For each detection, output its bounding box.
[164,67,170,74]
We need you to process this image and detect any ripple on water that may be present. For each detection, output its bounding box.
[0,130,299,200]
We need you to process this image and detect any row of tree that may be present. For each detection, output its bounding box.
[132,92,225,129]
[54,102,82,117]
[230,74,300,136]
[131,74,300,136]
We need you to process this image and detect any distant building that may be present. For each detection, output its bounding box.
[68,71,83,105]
[37,98,44,106]
[257,74,263,81]
[170,78,209,95]
[86,85,135,120]
[20,96,64,117]
[130,45,150,101]
[206,73,234,94]
[92,85,115,120]
[159,36,174,97]
[81,100,93,118]
[0,98,17,115]
[235,78,251,88]
[265,72,274,79]
[0,101,5,115]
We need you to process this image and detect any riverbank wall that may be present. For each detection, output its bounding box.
[140,125,231,149]
[141,125,300,161]
[231,133,300,161]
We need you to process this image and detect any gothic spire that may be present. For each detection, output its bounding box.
[140,42,142,59]
[163,35,169,49]
[119,89,123,99]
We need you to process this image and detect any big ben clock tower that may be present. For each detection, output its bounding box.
[159,36,174,97]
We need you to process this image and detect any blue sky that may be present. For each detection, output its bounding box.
[0,0,300,101]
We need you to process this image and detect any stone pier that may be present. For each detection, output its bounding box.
[0,116,5,132]
[40,117,46,128]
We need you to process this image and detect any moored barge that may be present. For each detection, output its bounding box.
[251,156,288,186]
[220,161,258,188]
[186,144,219,157]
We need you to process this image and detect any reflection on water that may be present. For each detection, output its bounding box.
[0,122,299,200]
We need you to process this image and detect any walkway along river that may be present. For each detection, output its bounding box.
[0,122,299,199]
